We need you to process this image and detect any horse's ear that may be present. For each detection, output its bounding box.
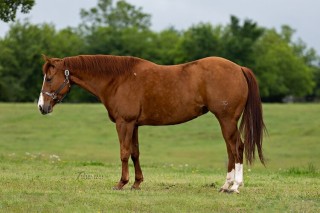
[42,54,50,62]
[42,55,62,68]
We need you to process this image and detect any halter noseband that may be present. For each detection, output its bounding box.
[41,70,71,103]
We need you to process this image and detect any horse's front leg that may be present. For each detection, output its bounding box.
[113,120,135,190]
[131,126,144,189]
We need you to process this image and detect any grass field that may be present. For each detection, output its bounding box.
[0,103,319,212]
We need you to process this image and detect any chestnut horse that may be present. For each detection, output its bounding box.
[38,55,265,193]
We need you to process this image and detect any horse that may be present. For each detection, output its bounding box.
[38,54,266,193]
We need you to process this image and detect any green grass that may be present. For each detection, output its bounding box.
[0,103,319,212]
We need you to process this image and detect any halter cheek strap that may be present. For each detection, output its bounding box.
[41,70,71,103]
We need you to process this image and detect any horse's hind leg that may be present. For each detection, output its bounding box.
[219,138,236,192]
[217,115,244,194]
[131,126,144,189]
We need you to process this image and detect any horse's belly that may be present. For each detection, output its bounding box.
[137,104,208,126]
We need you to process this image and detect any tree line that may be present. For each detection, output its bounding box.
[0,0,319,102]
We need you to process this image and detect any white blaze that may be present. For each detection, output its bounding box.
[38,92,44,108]
[38,75,46,109]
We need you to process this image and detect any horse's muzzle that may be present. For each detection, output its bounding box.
[39,104,52,115]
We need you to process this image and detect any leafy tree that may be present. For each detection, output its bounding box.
[83,26,156,58]
[0,0,35,22]
[175,16,263,66]
[0,21,55,101]
[314,66,320,100]
[153,27,181,65]
[221,16,264,66]
[0,21,85,102]
[117,27,157,59]
[84,26,180,66]
[253,28,315,101]
[291,35,320,100]
[176,23,222,63]
[80,0,151,31]
[81,0,158,67]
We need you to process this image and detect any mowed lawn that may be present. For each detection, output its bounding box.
[0,103,319,212]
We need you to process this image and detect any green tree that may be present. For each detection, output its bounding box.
[83,26,157,59]
[87,26,182,65]
[80,0,151,31]
[0,21,54,101]
[221,16,264,66]
[81,0,158,65]
[289,33,320,100]
[0,21,84,102]
[253,28,315,101]
[314,66,320,100]
[176,23,222,63]
[0,0,35,22]
[153,27,181,65]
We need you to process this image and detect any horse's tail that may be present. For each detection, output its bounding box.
[240,67,266,165]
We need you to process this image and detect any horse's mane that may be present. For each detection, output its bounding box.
[63,55,143,77]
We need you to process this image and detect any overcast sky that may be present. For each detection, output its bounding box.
[0,0,319,54]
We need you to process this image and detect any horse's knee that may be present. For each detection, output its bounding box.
[121,152,130,162]
[120,146,131,159]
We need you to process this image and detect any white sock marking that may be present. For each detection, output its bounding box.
[230,163,243,192]
[234,163,243,184]
[221,169,235,190]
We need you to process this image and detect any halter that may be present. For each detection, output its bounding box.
[41,70,71,103]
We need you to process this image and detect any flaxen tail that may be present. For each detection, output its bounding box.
[240,67,266,165]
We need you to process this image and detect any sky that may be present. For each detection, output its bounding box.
[0,0,319,54]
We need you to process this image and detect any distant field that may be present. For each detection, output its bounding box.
[0,103,319,212]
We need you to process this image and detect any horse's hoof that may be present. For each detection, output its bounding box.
[228,189,240,194]
[219,188,240,194]
[112,186,123,190]
[131,186,141,190]
[219,188,229,193]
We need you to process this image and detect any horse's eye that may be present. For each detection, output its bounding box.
[45,77,52,82]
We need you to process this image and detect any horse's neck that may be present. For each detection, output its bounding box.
[70,68,125,104]
[66,55,137,102]
[69,69,108,101]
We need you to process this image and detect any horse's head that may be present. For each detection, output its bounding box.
[38,55,71,115]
